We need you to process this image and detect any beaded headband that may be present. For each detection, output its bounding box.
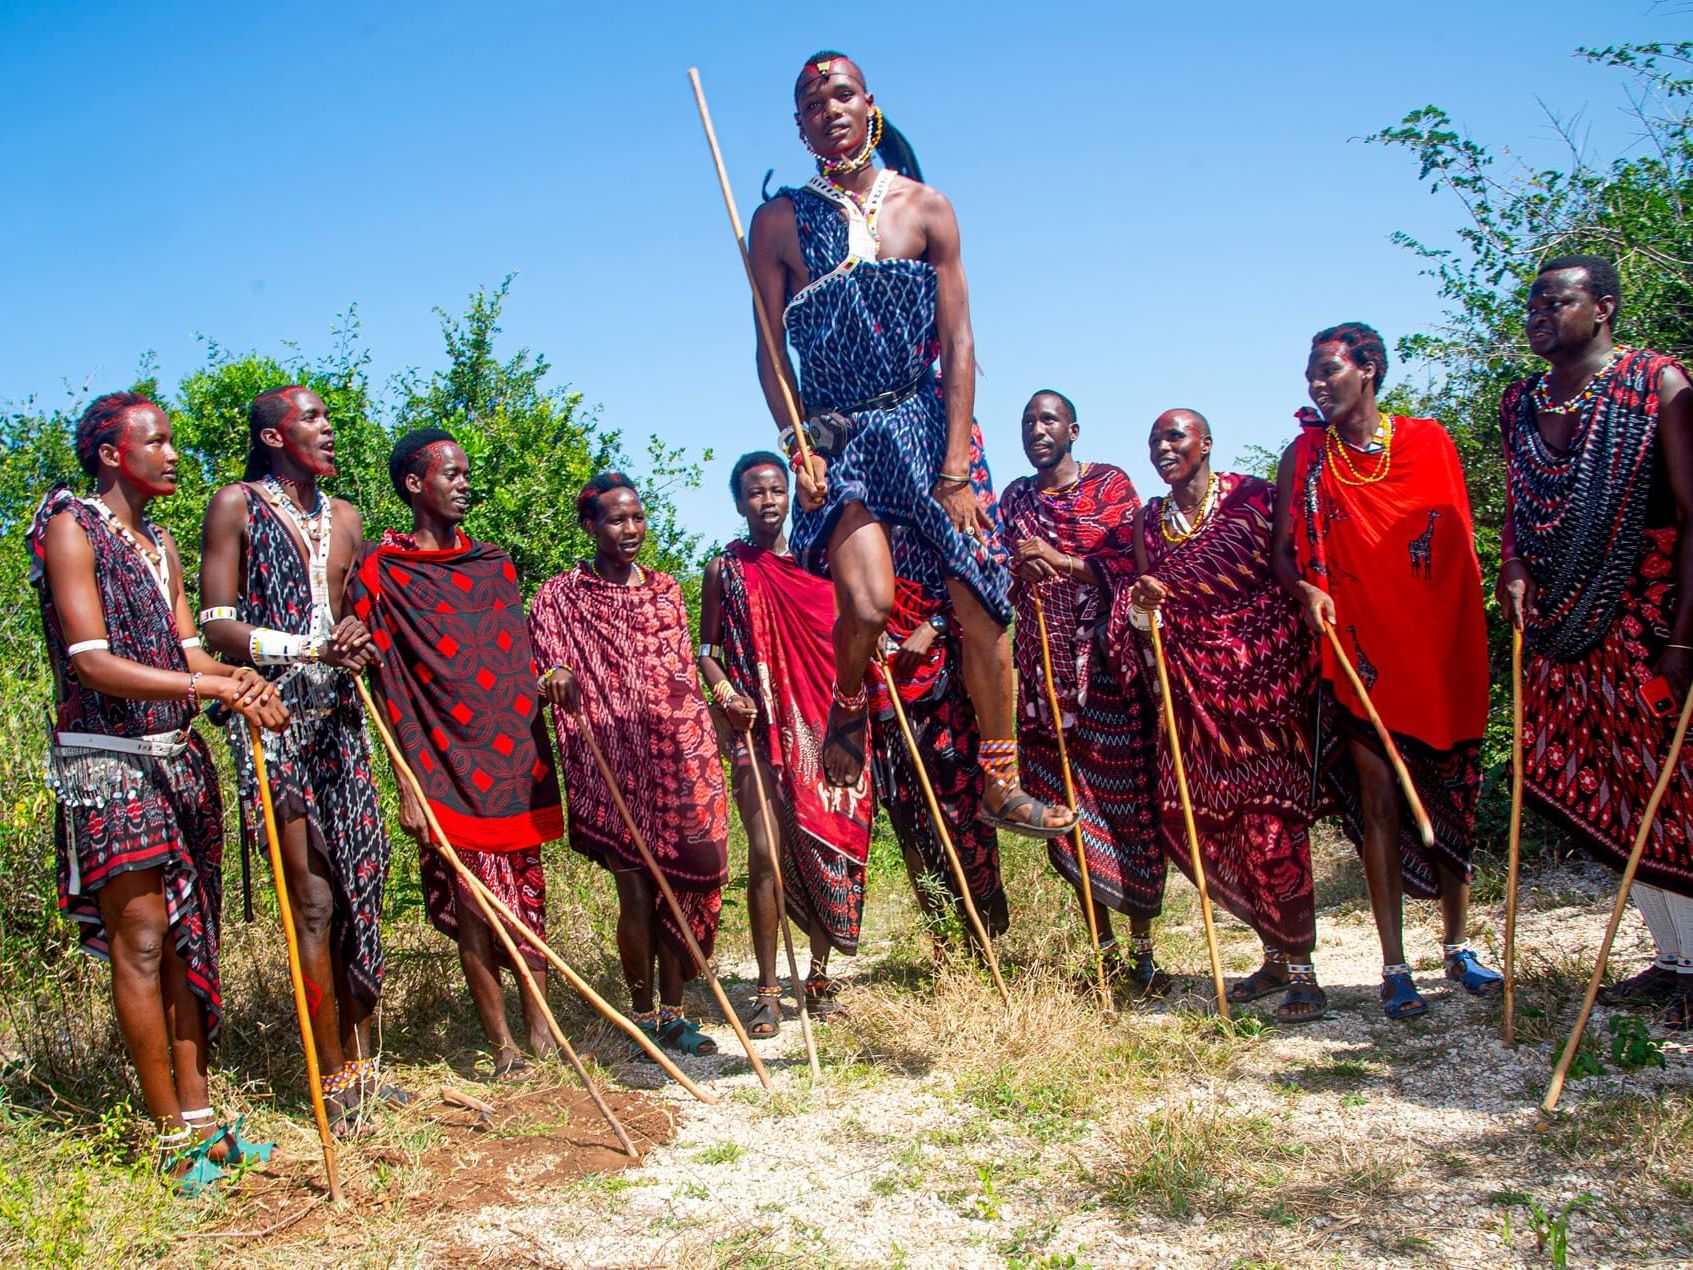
[796,56,864,95]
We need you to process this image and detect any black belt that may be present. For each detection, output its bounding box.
[805,373,929,458]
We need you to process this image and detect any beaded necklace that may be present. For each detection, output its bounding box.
[1160,469,1219,544]
[87,495,171,603]
[1037,462,1087,501]
[807,170,894,261]
[1530,345,1627,418]
[1323,413,1393,486]
[260,475,333,638]
[591,559,645,588]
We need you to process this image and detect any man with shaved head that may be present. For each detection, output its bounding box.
[747,51,1076,849]
[1093,409,1327,1021]
[1000,390,1169,997]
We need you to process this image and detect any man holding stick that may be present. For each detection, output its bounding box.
[1271,323,1498,1021]
[699,452,873,1034]
[1500,256,1693,1025]
[747,50,1074,842]
[1093,409,1326,1022]
[200,386,398,1132]
[1000,390,1169,996]
[530,473,730,1058]
[349,429,566,1079]
[31,393,286,1191]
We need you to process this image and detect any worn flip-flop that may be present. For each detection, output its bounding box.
[1276,982,1328,1025]
[1227,967,1289,1005]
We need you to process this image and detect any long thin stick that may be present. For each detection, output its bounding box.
[570,701,775,1091]
[1504,627,1525,1047]
[1542,682,1693,1117]
[744,754,822,1079]
[1322,622,1436,849]
[687,67,812,465]
[353,680,716,1105]
[456,855,638,1157]
[248,723,342,1204]
[876,655,1011,1007]
[1031,591,1109,1012]
[1145,619,1230,1019]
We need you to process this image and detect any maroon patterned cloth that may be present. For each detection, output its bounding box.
[868,578,1009,937]
[1001,464,1164,918]
[420,844,546,970]
[28,487,225,1037]
[225,488,390,1006]
[1098,474,1320,953]
[1504,350,1693,897]
[529,565,729,970]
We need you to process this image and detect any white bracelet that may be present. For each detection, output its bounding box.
[1128,605,1163,632]
[180,637,202,650]
[67,638,110,657]
[249,627,324,666]
[198,606,238,624]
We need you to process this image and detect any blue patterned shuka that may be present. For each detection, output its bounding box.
[779,175,1011,624]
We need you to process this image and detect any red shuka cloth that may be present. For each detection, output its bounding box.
[1288,416,1489,750]
[726,541,873,865]
[350,531,564,851]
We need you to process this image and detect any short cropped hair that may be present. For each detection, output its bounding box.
[1027,389,1078,423]
[388,428,458,501]
[729,451,788,500]
[1539,254,1622,315]
[577,471,638,522]
[1311,322,1389,389]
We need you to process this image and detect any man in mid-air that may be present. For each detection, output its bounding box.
[748,50,1075,844]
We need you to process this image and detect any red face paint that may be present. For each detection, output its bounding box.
[114,413,176,497]
[270,389,337,478]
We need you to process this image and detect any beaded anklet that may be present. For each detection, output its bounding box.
[831,681,868,712]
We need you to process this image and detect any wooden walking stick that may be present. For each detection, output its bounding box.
[1144,614,1230,1019]
[744,755,823,1080]
[1541,681,1693,1118]
[354,686,636,1153]
[353,680,716,1106]
[687,67,812,464]
[1031,591,1110,1012]
[875,654,1012,1008]
[247,723,342,1204]
[1503,627,1525,1047]
[567,690,775,1092]
[1322,622,1436,849]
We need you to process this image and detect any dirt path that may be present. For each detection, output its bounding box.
[428,845,1693,1268]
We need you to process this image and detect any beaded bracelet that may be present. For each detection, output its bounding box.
[711,679,739,707]
[933,471,970,486]
[187,671,203,707]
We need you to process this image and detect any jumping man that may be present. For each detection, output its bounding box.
[747,50,1075,842]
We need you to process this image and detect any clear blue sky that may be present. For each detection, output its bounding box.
[1,1,1681,548]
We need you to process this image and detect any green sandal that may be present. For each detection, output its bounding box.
[159,1124,227,1198]
[183,1109,275,1167]
[657,1015,719,1056]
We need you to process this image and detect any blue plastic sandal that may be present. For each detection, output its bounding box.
[1445,948,1504,996]
[222,1115,275,1166]
[1381,971,1428,1021]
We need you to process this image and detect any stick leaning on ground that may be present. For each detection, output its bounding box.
[1321,622,1437,849]
[1031,590,1110,1013]
[565,680,776,1092]
[686,67,813,468]
[1541,678,1693,1118]
[744,755,823,1080]
[875,653,1012,1009]
[248,723,343,1204]
[1503,627,1525,1048]
[352,679,717,1106]
[1143,615,1230,1020]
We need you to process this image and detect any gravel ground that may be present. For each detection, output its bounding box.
[438,855,1693,1268]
